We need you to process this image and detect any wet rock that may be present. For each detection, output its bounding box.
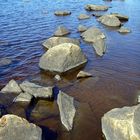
[1,79,22,94]
[118,27,131,33]
[0,114,42,140]
[54,26,70,36]
[77,71,92,78]
[98,14,121,27]
[39,43,87,73]
[78,25,87,32]
[85,4,109,11]
[42,37,80,49]
[57,91,76,131]
[0,58,12,66]
[14,92,33,102]
[54,75,61,81]
[93,38,106,56]
[92,13,103,17]
[78,14,90,20]
[102,104,140,140]
[81,27,105,43]
[20,81,53,99]
[54,11,71,16]
[111,13,129,21]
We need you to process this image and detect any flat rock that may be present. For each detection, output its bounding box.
[111,13,129,21]
[14,92,33,102]
[81,26,105,43]
[102,104,140,140]
[20,81,53,98]
[0,114,42,140]
[77,71,92,78]
[1,79,22,94]
[78,14,90,20]
[0,58,12,66]
[98,14,121,27]
[57,91,76,131]
[54,26,70,36]
[85,4,109,11]
[39,43,87,73]
[54,11,71,16]
[78,25,87,32]
[93,38,106,56]
[42,37,80,49]
[118,27,131,33]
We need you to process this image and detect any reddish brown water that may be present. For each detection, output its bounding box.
[0,0,140,139]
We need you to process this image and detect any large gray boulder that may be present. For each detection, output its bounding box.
[54,26,70,36]
[0,114,42,140]
[20,81,53,98]
[81,27,105,43]
[54,11,71,16]
[57,91,76,131]
[85,4,109,11]
[78,14,90,20]
[1,79,22,94]
[0,58,12,66]
[78,25,87,32]
[111,13,129,21]
[98,14,121,27]
[42,37,80,49]
[39,43,87,73]
[102,104,140,140]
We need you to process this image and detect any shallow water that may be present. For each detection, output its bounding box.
[0,0,140,139]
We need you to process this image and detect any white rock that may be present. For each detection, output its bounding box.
[118,27,131,33]
[54,26,70,36]
[77,71,92,78]
[85,4,109,11]
[78,14,90,20]
[54,75,61,81]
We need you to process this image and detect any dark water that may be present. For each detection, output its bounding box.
[0,0,140,139]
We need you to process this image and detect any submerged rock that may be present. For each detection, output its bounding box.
[20,81,53,99]
[0,58,12,66]
[78,25,87,32]
[39,43,87,73]
[111,13,129,21]
[85,4,109,11]
[0,114,42,140]
[98,14,121,27]
[81,27,105,43]
[42,37,80,49]
[57,91,76,131]
[54,11,71,16]
[118,27,131,34]
[54,26,70,36]
[102,104,140,140]
[78,14,90,20]
[77,71,92,78]
[1,79,22,94]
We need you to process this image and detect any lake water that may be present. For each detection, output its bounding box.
[0,0,140,139]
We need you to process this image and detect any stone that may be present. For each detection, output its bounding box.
[78,14,90,20]
[81,27,105,43]
[111,13,129,21]
[0,114,42,140]
[0,58,12,66]
[92,13,103,17]
[54,11,71,16]
[85,4,109,11]
[98,14,121,27]
[14,92,33,102]
[102,104,140,140]
[77,71,92,78]
[1,79,22,94]
[118,27,131,33]
[39,43,87,73]
[20,81,53,98]
[42,37,80,49]
[54,75,61,81]
[93,38,106,56]
[57,91,76,131]
[78,25,87,32]
[54,26,70,36]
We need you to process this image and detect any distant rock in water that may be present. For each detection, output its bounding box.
[1,79,22,94]
[39,43,87,73]
[0,114,42,140]
[81,27,105,43]
[118,27,131,34]
[78,25,87,32]
[92,13,103,18]
[54,11,71,16]
[78,14,90,20]
[57,91,76,131]
[0,58,12,66]
[111,13,129,21]
[54,26,70,36]
[42,37,80,49]
[85,4,109,11]
[102,104,140,140]
[77,71,92,78]
[98,14,121,27]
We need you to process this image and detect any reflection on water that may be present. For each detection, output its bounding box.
[0,0,140,139]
